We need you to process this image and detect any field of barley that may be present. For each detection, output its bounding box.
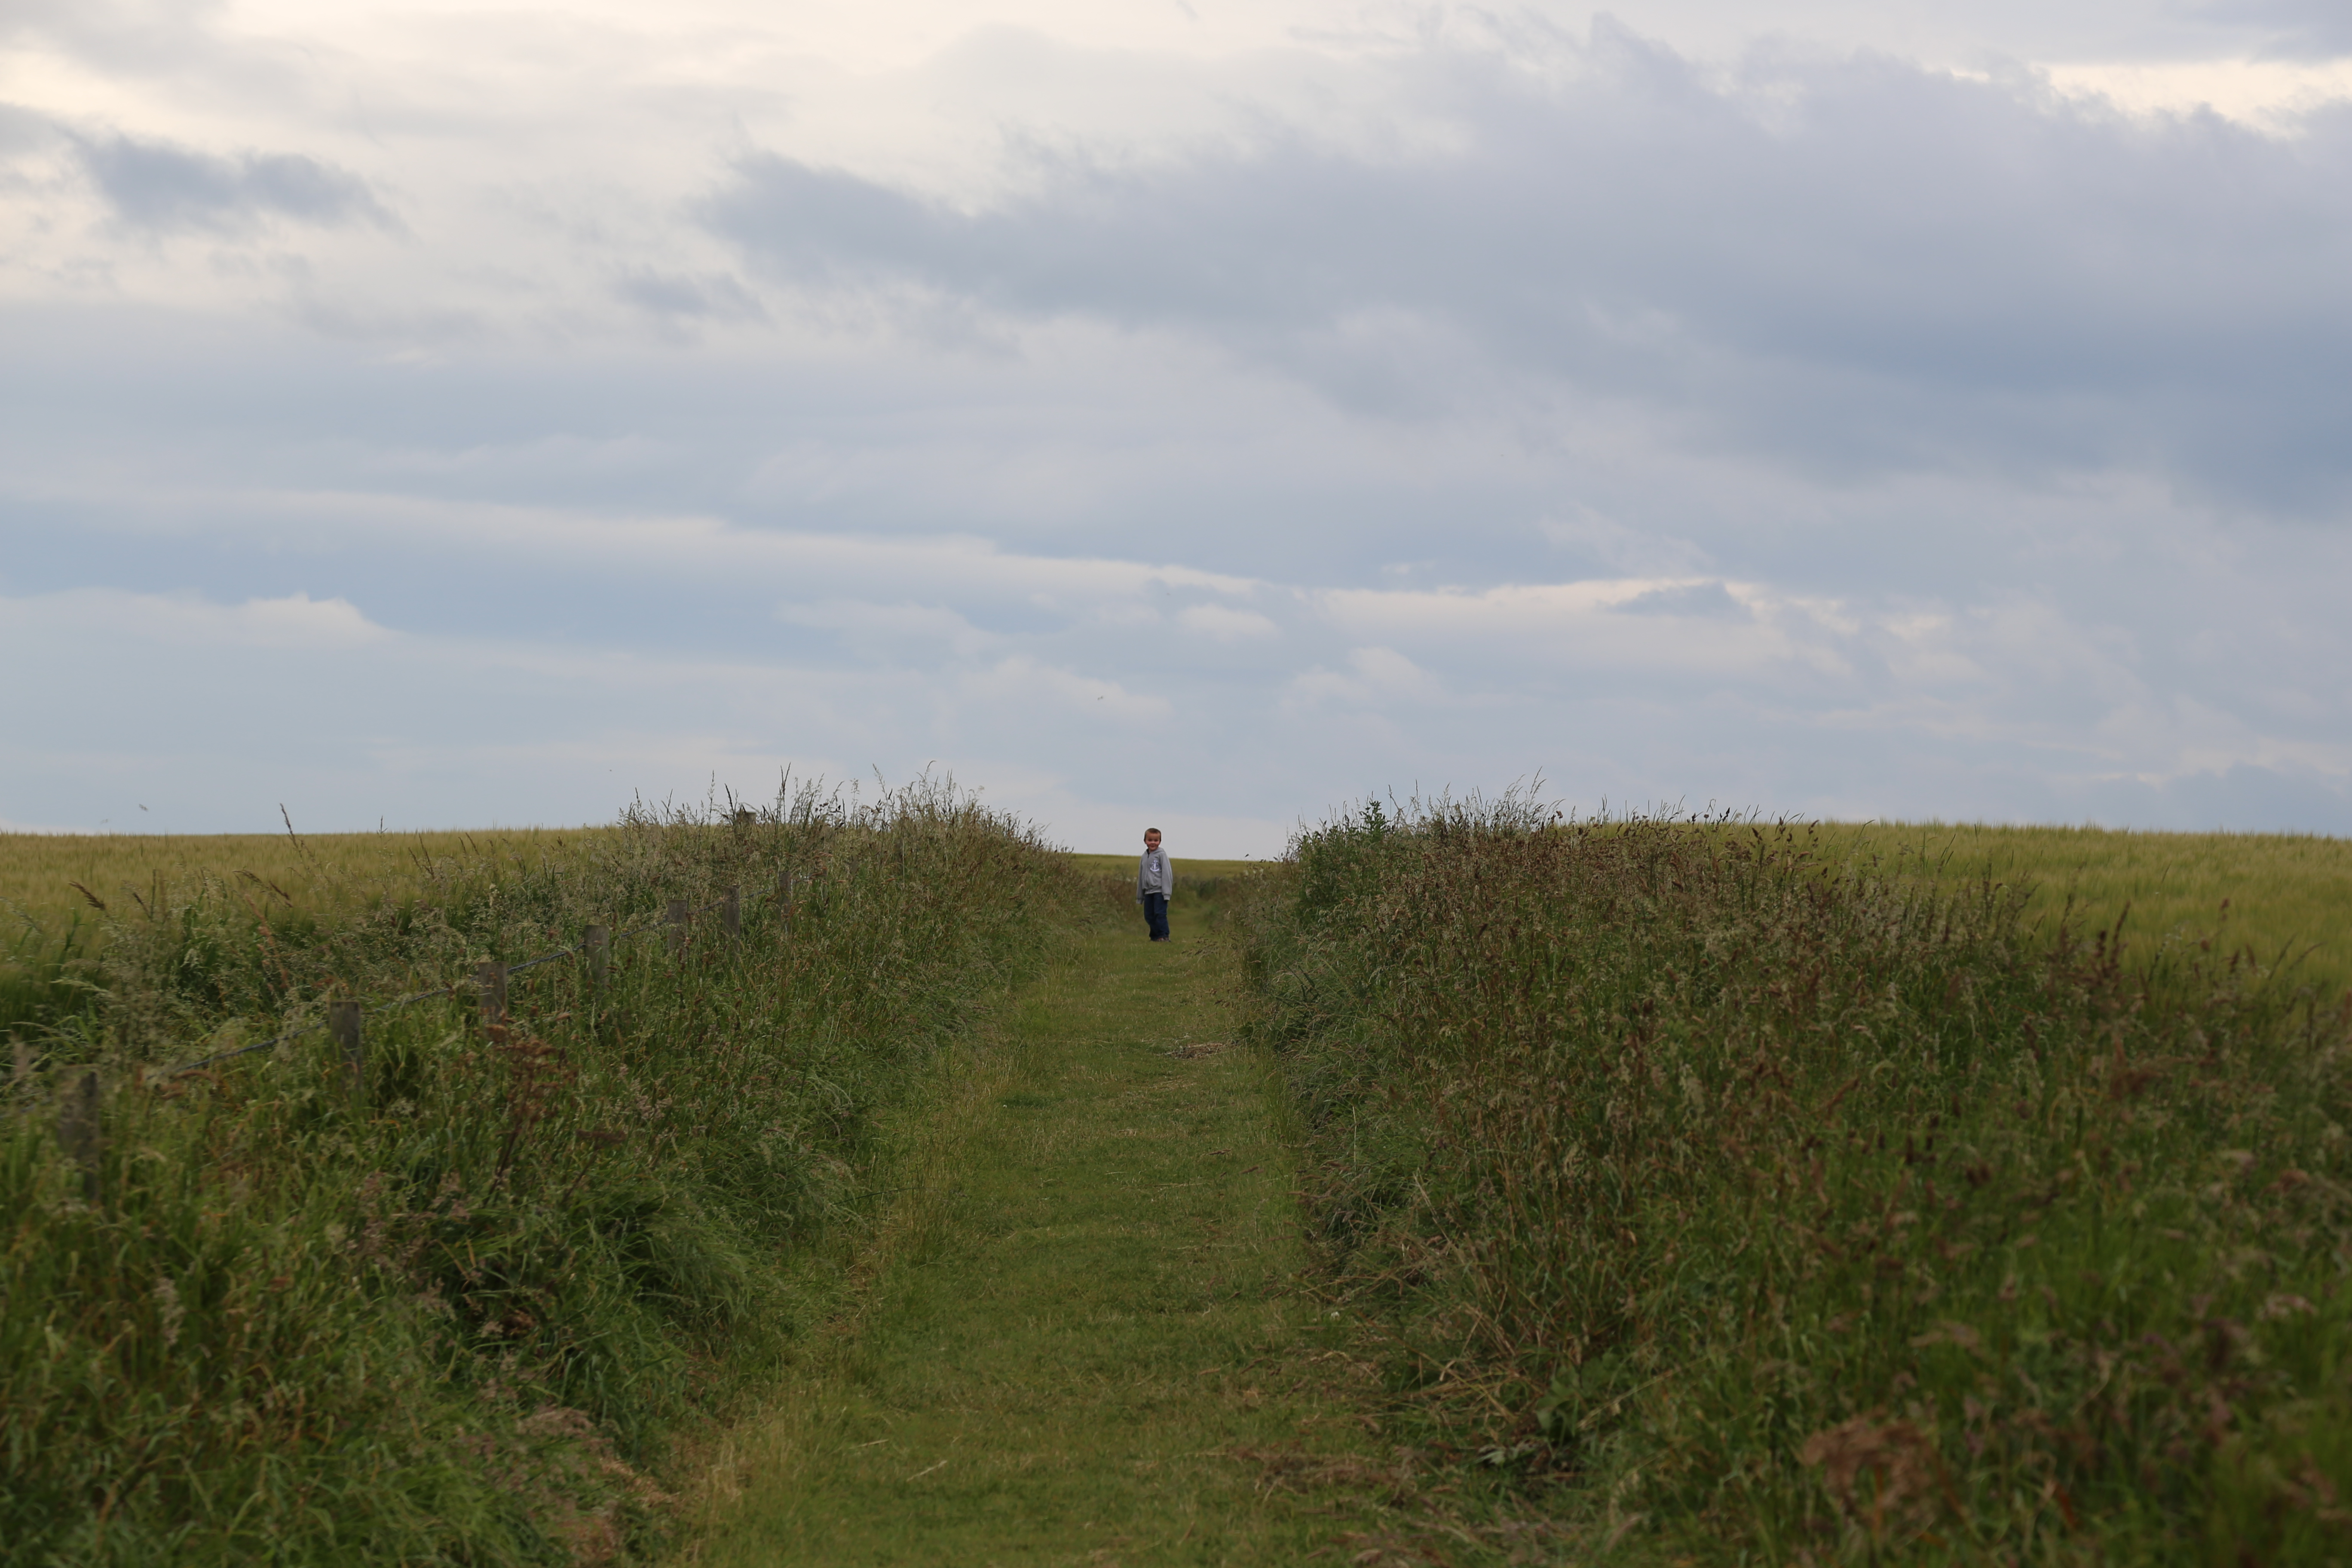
[1,823,597,928]
[0,826,609,1035]
[1817,821,2352,1000]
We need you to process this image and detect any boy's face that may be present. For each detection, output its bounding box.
[1144,831,1162,852]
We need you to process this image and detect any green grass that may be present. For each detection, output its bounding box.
[21,801,2350,1562]
[687,899,1407,1565]
[1237,800,2352,1562]
[3,782,1078,1564]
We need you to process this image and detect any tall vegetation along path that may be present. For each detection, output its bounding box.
[687,913,1388,1565]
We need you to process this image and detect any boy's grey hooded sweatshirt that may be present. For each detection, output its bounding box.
[1136,848,1175,901]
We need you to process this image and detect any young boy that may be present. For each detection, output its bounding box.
[1135,827,1173,942]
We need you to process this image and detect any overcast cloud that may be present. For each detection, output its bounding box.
[71,131,391,233]
[2,1,2348,851]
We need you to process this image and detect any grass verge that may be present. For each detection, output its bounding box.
[1237,796,2352,1562]
[3,778,1075,1564]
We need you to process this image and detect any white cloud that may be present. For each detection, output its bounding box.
[1317,578,1845,680]
[229,591,388,647]
[3,588,390,649]
[2044,58,2352,132]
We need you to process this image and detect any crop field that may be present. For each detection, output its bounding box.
[0,826,613,1037]
[1238,802,2352,1560]
[0,824,602,932]
[1072,828,2352,999]
[1816,821,2352,1001]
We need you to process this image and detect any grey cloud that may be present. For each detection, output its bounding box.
[2115,763,2352,835]
[614,268,767,323]
[706,21,2352,508]
[2193,1,2352,59]
[0,102,55,156]
[73,131,390,233]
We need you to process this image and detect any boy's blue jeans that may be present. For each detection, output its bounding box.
[1142,892,1170,941]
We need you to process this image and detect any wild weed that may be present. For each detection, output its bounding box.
[1240,797,2352,1560]
[3,776,1081,1564]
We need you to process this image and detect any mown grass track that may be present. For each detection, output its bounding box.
[684,900,1408,1567]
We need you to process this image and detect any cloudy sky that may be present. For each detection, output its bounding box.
[3,0,2348,853]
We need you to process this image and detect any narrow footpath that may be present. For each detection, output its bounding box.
[684,908,1397,1566]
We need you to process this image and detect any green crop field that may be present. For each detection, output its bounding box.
[1816,821,2352,1001]
[0,824,600,930]
[0,826,612,1038]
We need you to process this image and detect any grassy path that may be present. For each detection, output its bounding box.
[683,911,1393,1566]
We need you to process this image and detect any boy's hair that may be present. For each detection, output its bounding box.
[1145,827,1162,836]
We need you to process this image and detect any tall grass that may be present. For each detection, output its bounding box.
[1240,797,2352,1560]
[3,778,1078,1564]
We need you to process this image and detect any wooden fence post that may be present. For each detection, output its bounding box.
[584,925,609,989]
[665,899,691,959]
[722,885,741,942]
[57,1070,99,1202]
[477,960,507,1028]
[329,1000,364,1103]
